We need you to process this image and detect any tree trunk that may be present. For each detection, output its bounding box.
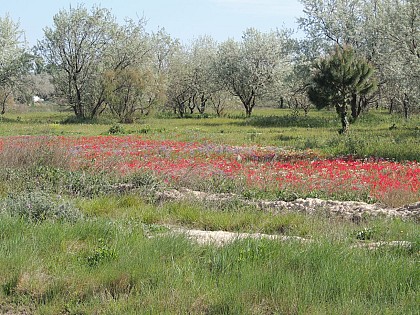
[388,97,394,114]
[357,96,365,117]
[242,98,252,117]
[198,94,207,115]
[245,94,256,117]
[403,93,409,120]
[188,97,195,114]
[1,99,5,115]
[0,89,12,115]
[337,104,349,134]
[350,93,358,120]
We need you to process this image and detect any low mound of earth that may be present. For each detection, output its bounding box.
[152,188,418,248]
[162,226,414,250]
[156,188,420,222]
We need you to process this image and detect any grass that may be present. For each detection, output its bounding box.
[1,106,419,161]
[0,105,419,313]
[0,214,418,314]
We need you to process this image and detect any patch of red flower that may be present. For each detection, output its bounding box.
[1,135,419,203]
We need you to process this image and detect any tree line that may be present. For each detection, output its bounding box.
[0,0,418,132]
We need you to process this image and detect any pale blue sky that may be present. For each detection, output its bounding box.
[1,0,304,46]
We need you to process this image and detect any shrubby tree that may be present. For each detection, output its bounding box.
[215,28,290,117]
[104,69,154,122]
[0,14,32,114]
[308,46,377,133]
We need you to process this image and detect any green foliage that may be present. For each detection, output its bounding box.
[108,124,126,135]
[86,238,118,267]
[0,191,82,222]
[309,46,376,108]
[308,46,377,132]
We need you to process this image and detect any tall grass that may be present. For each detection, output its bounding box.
[0,136,71,170]
[0,215,418,314]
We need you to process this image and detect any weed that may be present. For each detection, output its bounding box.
[86,238,118,267]
[136,124,151,134]
[355,227,376,240]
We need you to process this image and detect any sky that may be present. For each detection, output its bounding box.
[1,0,305,46]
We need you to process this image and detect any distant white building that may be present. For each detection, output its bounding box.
[33,96,44,103]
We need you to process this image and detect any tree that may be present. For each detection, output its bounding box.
[375,0,419,118]
[103,68,162,122]
[0,14,32,114]
[101,18,165,123]
[165,45,194,117]
[268,38,312,114]
[308,46,377,133]
[299,0,419,116]
[38,5,119,119]
[164,36,223,117]
[215,28,289,117]
[188,36,220,115]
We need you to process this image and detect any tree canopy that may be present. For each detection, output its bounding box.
[309,46,377,132]
[0,2,418,122]
[215,28,290,117]
[0,14,31,114]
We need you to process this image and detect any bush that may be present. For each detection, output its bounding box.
[0,191,83,222]
[108,124,125,135]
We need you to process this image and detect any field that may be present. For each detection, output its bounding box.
[0,106,419,314]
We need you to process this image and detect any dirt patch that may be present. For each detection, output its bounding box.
[167,226,309,246]
[156,188,420,222]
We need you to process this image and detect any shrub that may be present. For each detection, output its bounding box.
[108,124,125,135]
[0,191,83,222]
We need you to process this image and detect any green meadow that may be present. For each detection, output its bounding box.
[0,105,419,314]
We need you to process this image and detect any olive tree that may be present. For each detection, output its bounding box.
[165,45,194,117]
[102,19,166,122]
[215,28,289,117]
[188,35,221,115]
[38,6,119,119]
[375,0,419,118]
[165,36,224,117]
[0,14,31,114]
